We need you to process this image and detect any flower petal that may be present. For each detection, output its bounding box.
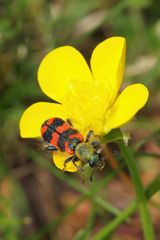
[38,46,94,104]
[104,84,149,132]
[53,151,81,172]
[91,37,126,107]
[19,102,67,138]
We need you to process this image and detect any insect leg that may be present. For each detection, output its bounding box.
[72,158,85,183]
[62,156,85,182]
[85,130,94,142]
[62,155,76,172]
[66,118,73,126]
[42,143,58,151]
[89,167,98,182]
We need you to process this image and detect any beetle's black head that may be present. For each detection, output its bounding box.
[88,153,99,168]
[89,153,105,170]
[89,153,105,181]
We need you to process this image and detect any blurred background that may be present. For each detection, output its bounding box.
[1,0,160,239]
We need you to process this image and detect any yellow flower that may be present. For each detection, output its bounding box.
[19,37,149,172]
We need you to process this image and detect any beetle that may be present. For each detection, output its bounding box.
[41,118,105,181]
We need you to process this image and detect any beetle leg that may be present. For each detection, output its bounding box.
[85,130,94,142]
[66,118,73,126]
[72,158,85,183]
[89,167,98,182]
[62,155,76,172]
[62,156,85,182]
[42,143,58,151]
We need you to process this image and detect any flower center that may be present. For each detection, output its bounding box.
[64,80,108,137]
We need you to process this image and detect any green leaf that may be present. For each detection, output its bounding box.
[102,128,130,144]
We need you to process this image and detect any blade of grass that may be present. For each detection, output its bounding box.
[93,202,137,240]
[27,195,85,240]
[29,149,122,216]
[93,174,160,240]
[26,150,123,239]
[117,137,155,240]
[73,203,96,240]
[133,128,160,151]
[135,152,160,159]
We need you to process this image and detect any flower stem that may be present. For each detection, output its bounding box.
[117,138,155,240]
